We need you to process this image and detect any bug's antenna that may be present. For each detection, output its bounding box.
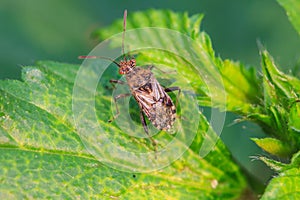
[122,9,127,61]
[78,55,121,67]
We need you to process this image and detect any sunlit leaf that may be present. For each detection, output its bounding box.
[289,101,300,133]
[259,49,300,155]
[261,168,300,200]
[252,137,294,157]
[0,60,247,198]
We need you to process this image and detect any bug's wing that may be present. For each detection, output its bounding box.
[133,79,164,118]
[151,78,165,101]
[134,90,155,119]
[133,79,176,131]
[152,79,174,107]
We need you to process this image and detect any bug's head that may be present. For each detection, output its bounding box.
[119,59,136,74]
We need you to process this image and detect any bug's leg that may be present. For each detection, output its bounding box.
[110,79,126,84]
[165,86,181,107]
[139,110,157,152]
[109,79,126,89]
[108,93,131,123]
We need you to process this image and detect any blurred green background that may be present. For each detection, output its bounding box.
[1,0,300,187]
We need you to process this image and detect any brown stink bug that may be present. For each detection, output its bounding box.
[80,10,180,149]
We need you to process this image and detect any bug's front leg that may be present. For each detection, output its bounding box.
[165,86,181,107]
[139,110,157,151]
[108,93,131,123]
[109,79,126,89]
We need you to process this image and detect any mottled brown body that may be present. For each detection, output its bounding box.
[111,10,179,134]
[125,65,177,131]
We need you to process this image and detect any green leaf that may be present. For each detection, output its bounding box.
[0,59,248,198]
[0,12,251,199]
[261,168,300,200]
[0,148,243,199]
[255,156,287,172]
[255,150,300,172]
[257,49,300,156]
[261,49,300,106]
[0,10,252,198]
[277,0,300,36]
[290,150,300,168]
[289,101,300,133]
[252,137,294,157]
[219,59,262,114]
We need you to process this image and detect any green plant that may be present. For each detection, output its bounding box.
[1,2,300,199]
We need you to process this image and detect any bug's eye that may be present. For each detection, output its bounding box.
[119,68,125,74]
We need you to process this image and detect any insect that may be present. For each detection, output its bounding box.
[80,10,180,149]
